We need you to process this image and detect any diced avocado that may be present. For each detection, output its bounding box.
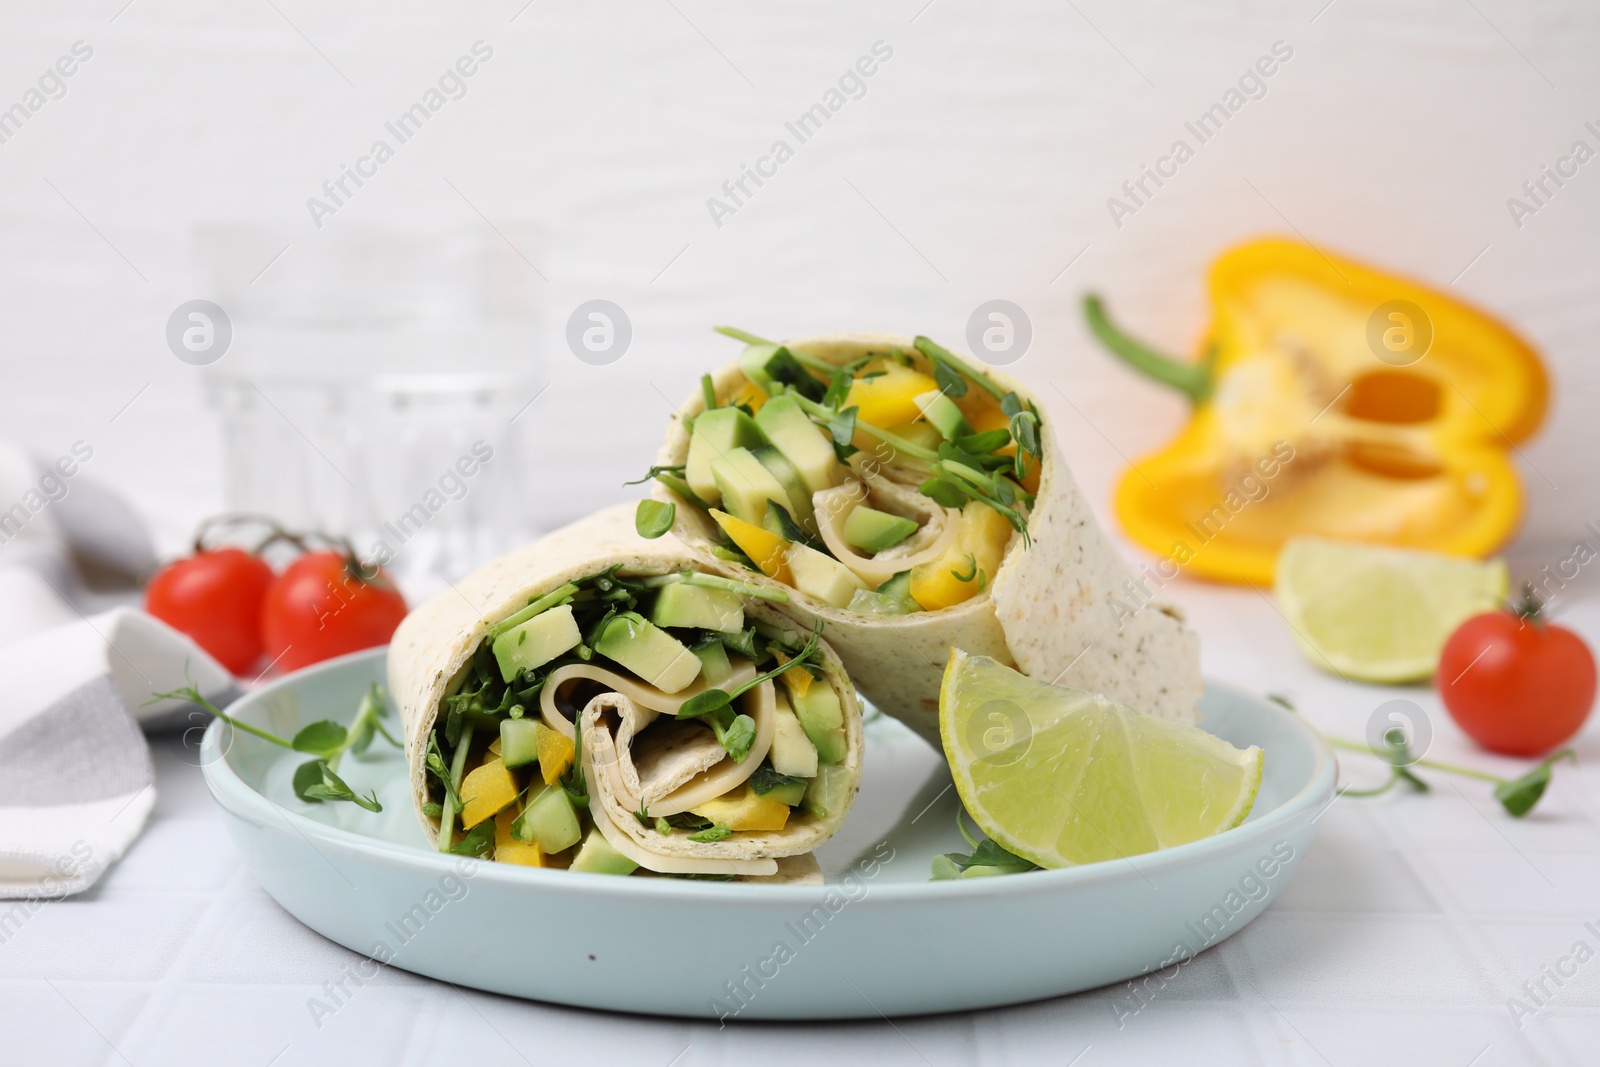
[769,696,819,778]
[650,582,744,634]
[492,603,581,682]
[686,407,765,507]
[790,683,847,764]
[499,718,541,769]
[490,582,578,639]
[914,390,973,440]
[786,543,867,609]
[512,783,583,854]
[738,343,784,393]
[691,638,735,687]
[710,447,793,528]
[755,395,841,494]
[752,445,816,533]
[569,827,638,876]
[843,506,918,554]
[801,763,854,820]
[594,612,702,693]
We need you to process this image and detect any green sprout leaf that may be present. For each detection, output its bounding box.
[689,825,732,843]
[1494,750,1576,817]
[447,820,495,856]
[635,499,676,539]
[932,358,968,399]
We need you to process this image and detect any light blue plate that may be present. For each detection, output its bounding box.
[201,648,1334,1020]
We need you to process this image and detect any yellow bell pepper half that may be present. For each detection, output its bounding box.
[1085,238,1548,585]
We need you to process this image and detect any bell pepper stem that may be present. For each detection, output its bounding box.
[1083,294,1214,405]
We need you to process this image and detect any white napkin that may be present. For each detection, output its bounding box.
[0,441,235,898]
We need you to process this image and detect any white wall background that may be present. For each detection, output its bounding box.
[2,0,1597,570]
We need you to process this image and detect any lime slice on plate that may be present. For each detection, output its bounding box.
[939,650,1262,869]
[1276,537,1508,683]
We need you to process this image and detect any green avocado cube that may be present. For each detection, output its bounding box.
[492,603,581,682]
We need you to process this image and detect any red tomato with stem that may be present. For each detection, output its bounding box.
[261,551,407,673]
[145,548,276,674]
[1437,588,1596,757]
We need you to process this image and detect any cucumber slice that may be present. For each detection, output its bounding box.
[755,394,841,494]
[499,718,541,769]
[569,827,638,875]
[763,500,820,550]
[513,784,583,853]
[691,638,735,687]
[752,445,816,533]
[802,763,854,820]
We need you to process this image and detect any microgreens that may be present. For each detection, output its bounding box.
[152,681,395,813]
[1266,694,1577,819]
[634,499,676,539]
[931,810,1039,879]
[624,464,703,510]
[676,620,825,762]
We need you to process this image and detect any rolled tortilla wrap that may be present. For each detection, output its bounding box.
[388,504,863,880]
[653,332,1202,747]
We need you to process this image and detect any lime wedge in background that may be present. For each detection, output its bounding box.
[1275,538,1509,683]
[939,651,1262,869]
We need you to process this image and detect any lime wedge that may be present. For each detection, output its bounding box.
[1276,538,1508,683]
[939,651,1262,868]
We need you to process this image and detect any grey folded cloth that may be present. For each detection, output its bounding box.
[0,440,235,898]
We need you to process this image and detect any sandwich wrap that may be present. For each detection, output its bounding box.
[389,504,864,880]
[654,332,1202,747]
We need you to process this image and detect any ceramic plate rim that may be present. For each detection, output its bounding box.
[202,647,1336,902]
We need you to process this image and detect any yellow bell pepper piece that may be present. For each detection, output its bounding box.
[533,721,575,786]
[729,379,766,414]
[690,785,791,832]
[774,650,813,699]
[493,808,546,867]
[1085,238,1547,584]
[845,359,939,428]
[459,756,518,829]
[710,509,792,583]
[908,502,1014,611]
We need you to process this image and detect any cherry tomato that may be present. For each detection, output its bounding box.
[145,548,275,674]
[1437,599,1596,757]
[261,551,407,673]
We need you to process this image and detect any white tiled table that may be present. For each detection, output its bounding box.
[6,585,1598,1067]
